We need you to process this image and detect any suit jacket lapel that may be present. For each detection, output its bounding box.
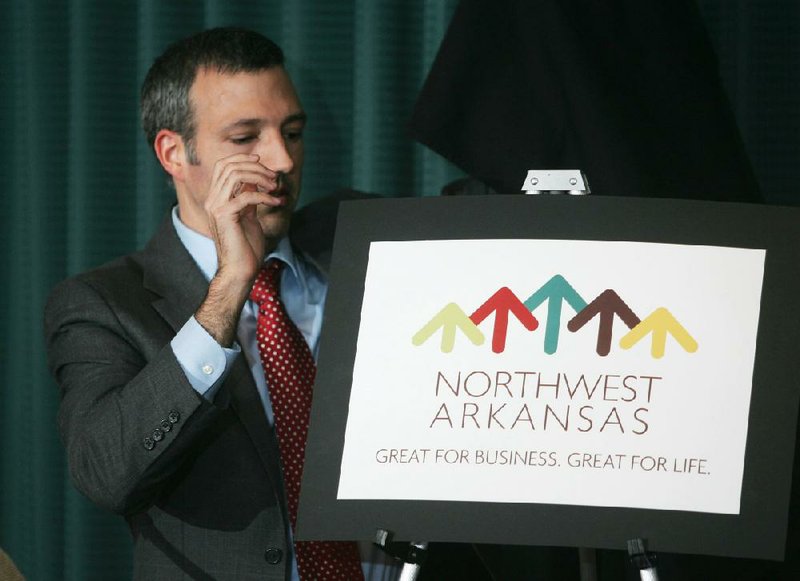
[140,214,208,333]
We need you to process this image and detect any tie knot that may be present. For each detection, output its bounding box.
[250,260,284,305]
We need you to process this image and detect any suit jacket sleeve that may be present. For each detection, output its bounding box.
[44,272,229,516]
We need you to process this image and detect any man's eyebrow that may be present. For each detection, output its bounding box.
[220,112,307,134]
[282,112,307,127]
[221,118,263,133]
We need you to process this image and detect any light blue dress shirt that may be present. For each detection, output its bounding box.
[168,207,398,581]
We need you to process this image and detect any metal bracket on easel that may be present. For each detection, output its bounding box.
[628,538,659,581]
[520,169,590,195]
[374,529,428,581]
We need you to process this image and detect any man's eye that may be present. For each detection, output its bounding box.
[283,130,303,143]
[231,135,257,145]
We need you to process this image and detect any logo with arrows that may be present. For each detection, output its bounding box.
[411,275,698,359]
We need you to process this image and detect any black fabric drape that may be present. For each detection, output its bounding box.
[409,0,761,202]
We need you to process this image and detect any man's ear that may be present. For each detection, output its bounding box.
[153,129,188,182]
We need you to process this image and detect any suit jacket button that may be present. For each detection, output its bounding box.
[152,428,164,442]
[143,437,155,451]
[168,410,180,424]
[264,547,283,564]
[160,419,172,432]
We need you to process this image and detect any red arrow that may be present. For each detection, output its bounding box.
[567,289,640,356]
[470,287,539,353]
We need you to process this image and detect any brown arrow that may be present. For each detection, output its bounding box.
[567,289,641,356]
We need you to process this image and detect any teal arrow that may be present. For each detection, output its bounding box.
[523,275,587,354]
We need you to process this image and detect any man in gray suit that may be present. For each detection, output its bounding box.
[44,27,373,580]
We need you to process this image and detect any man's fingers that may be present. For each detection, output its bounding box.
[203,154,286,268]
[210,154,278,187]
[203,172,279,219]
[218,169,278,197]
[215,160,277,182]
[210,153,260,177]
[213,191,285,217]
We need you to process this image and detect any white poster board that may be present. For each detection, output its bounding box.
[297,195,800,561]
[338,239,765,514]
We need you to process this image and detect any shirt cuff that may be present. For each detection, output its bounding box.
[171,316,240,401]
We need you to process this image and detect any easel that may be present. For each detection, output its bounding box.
[373,529,428,581]
[294,177,800,581]
[628,538,660,581]
[370,170,661,580]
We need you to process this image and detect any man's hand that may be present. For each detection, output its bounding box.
[196,153,283,346]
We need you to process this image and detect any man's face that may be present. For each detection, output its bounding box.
[177,66,306,247]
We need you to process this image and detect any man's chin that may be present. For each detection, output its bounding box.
[258,207,293,246]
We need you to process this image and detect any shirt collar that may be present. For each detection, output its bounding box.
[171,205,300,283]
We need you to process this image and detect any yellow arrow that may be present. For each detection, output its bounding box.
[412,303,485,353]
[619,307,698,359]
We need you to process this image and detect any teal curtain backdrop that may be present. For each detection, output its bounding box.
[3,0,799,578]
[0,1,463,579]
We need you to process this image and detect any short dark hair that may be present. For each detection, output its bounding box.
[140,27,284,162]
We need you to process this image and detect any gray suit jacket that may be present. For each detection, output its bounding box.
[45,195,503,581]
[45,213,300,580]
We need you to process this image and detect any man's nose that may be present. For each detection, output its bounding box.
[256,131,294,174]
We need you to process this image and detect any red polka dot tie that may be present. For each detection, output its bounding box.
[250,260,364,581]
